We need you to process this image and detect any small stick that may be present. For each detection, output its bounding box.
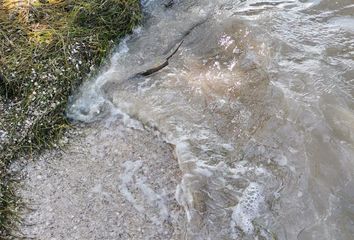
[139,40,184,77]
[164,0,174,8]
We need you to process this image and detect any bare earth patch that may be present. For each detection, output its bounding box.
[16,118,185,239]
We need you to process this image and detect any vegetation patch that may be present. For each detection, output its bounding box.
[0,0,141,237]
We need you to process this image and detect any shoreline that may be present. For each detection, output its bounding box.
[0,1,141,237]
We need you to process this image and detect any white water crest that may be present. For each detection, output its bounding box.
[67,0,354,239]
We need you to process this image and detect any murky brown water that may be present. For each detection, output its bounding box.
[67,0,354,239]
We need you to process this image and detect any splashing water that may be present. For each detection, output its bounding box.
[67,0,354,239]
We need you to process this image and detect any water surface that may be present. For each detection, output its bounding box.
[68,0,354,239]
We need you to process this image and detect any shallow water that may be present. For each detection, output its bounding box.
[67,0,354,239]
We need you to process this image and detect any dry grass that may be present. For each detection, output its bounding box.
[0,0,141,237]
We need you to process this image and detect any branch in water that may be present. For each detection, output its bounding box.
[164,0,174,8]
[138,40,184,77]
[137,19,208,78]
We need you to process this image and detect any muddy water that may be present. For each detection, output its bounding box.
[67,0,354,239]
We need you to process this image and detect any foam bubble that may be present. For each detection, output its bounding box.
[231,182,265,236]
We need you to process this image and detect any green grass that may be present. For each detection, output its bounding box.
[0,0,141,237]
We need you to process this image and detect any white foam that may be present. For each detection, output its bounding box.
[119,160,145,212]
[119,160,171,225]
[175,141,197,165]
[175,174,195,222]
[136,177,169,221]
[231,182,265,236]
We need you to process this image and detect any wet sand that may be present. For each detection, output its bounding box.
[17,119,184,239]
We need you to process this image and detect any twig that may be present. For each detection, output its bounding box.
[138,40,184,77]
[164,0,174,8]
[132,18,208,78]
